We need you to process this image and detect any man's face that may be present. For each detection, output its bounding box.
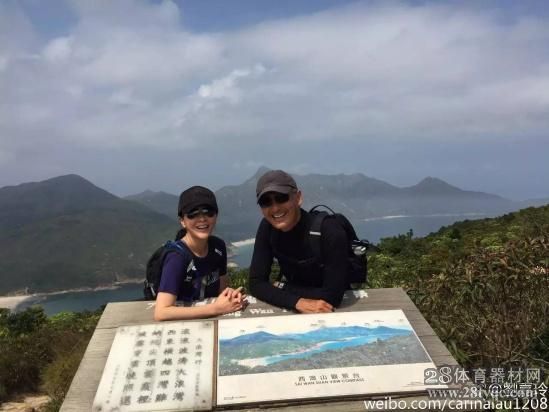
[259,190,303,232]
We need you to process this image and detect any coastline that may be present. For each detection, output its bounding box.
[0,295,35,310]
[231,238,255,247]
[0,278,143,311]
[363,212,487,222]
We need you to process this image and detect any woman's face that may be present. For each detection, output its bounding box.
[181,207,217,240]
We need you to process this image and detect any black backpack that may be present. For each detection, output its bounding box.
[272,205,375,286]
[143,240,192,300]
[308,205,374,285]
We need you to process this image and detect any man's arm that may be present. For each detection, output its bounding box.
[283,218,349,307]
[248,219,301,310]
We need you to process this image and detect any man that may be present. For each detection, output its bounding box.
[249,170,350,313]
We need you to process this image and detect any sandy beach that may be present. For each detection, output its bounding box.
[231,238,255,247]
[0,280,143,311]
[0,295,33,310]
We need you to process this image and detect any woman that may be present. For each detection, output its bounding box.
[154,186,245,321]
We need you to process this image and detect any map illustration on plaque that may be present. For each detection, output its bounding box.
[92,321,214,412]
[219,317,428,376]
[217,310,440,406]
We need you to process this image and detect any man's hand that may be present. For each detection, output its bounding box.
[295,298,333,313]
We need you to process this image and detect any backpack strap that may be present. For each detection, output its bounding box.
[308,211,329,267]
[164,241,196,286]
[268,211,329,269]
[310,205,371,286]
[174,239,224,300]
[309,204,336,215]
[144,241,189,300]
[269,227,283,282]
[163,240,187,259]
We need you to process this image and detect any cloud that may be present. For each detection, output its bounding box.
[43,36,73,62]
[197,65,266,102]
[0,55,8,72]
[172,64,267,133]
[109,88,149,108]
[232,160,263,171]
[0,0,548,198]
[0,149,15,166]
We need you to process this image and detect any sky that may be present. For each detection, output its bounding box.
[1,0,548,200]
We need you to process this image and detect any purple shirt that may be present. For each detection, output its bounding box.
[158,237,227,302]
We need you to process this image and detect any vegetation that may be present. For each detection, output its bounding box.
[228,264,280,291]
[0,174,175,294]
[1,205,547,409]
[368,205,549,374]
[0,306,101,408]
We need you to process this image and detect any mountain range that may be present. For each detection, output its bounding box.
[128,166,528,241]
[0,169,546,294]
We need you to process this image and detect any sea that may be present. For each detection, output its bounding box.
[14,213,487,316]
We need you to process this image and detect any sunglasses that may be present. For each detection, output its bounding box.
[185,207,217,219]
[258,193,290,208]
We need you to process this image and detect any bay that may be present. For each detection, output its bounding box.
[16,283,144,316]
[15,213,488,316]
[353,213,488,242]
[229,213,489,269]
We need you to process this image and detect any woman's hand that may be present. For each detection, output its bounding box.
[229,286,249,311]
[229,286,246,303]
[213,287,246,315]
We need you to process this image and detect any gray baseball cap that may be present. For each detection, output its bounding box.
[256,170,298,200]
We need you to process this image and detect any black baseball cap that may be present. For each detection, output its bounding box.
[178,186,218,217]
[256,170,298,201]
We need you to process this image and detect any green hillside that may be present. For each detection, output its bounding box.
[0,174,117,231]
[368,205,549,288]
[368,205,549,370]
[124,190,179,221]
[0,176,177,294]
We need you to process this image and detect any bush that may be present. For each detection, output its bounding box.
[0,307,52,401]
[228,264,280,292]
[228,267,249,290]
[41,336,90,408]
[0,306,101,406]
[0,306,48,336]
[412,235,549,369]
[39,311,100,409]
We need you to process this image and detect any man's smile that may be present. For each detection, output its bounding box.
[272,212,287,219]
